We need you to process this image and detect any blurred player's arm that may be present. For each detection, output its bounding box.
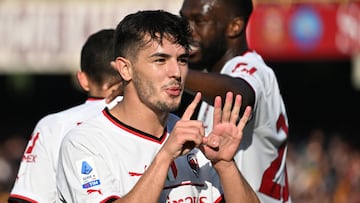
[185,69,255,114]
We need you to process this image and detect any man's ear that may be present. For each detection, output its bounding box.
[227,17,245,38]
[113,57,132,82]
[76,71,90,92]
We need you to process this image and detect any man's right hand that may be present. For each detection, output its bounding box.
[159,92,204,161]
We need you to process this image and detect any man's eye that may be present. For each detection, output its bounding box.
[178,57,189,65]
[193,18,210,26]
[154,58,166,63]
[194,20,206,25]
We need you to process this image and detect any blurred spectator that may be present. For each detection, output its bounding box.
[288,129,360,203]
[0,134,27,201]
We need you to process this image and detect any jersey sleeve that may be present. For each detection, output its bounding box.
[222,54,291,202]
[9,118,58,203]
[56,130,121,203]
[221,55,265,112]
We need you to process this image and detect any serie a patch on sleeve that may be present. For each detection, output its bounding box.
[76,157,101,189]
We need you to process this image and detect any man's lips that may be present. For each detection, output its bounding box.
[166,86,182,96]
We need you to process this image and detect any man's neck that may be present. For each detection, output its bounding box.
[110,100,168,138]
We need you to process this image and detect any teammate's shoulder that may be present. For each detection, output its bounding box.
[166,113,180,133]
[61,115,108,148]
[167,113,180,122]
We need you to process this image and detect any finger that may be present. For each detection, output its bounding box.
[237,106,252,131]
[206,133,220,149]
[181,92,202,120]
[221,92,234,122]
[230,94,242,124]
[212,96,222,127]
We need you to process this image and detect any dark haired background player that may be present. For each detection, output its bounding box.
[179,0,291,202]
[8,29,123,203]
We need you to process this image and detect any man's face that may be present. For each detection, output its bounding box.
[180,0,228,70]
[131,36,189,113]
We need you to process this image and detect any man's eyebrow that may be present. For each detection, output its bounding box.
[179,53,190,58]
[149,53,170,58]
[149,53,189,58]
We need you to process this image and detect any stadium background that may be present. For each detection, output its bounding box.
[1,0,360,202]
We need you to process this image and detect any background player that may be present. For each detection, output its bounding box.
[57,10,259,203]
[179,0,291,202]
[8,29,123,203]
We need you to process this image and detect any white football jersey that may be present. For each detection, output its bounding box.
[9,97,122,203]
[56,109,223,203]
[198,51,291,203]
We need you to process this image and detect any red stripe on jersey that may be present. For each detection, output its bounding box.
[87,96,104,101]
[8,194,38,203]
[100,195,121,203]
[170,161,178,178]
[25,132,40,154]
[102,109,168,144]
[214,195,224,203]
[276,114,288,136]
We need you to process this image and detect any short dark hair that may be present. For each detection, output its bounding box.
[80,29,119,85]
[114,10,192,61]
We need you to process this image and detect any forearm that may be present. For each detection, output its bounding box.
[113,151,172,203]
[185,70,255,109]
[214,161,260,203]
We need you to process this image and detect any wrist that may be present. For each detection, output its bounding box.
[212,160,236,172]
[155,149,176,167]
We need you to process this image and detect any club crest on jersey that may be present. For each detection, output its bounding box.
[76,158,101,189]
[187,153,199,177]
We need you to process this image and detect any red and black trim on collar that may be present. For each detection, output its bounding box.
[102,108,168,144]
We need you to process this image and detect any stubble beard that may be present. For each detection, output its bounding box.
[133,73,181,113]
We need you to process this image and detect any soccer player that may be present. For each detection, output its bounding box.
[8,29,123,203]
[179,0,291,202]
[56,10,259,203]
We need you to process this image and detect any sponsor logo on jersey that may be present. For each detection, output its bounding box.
[81,161,93,174]
[167,195,207,203]
[187,153,199,177]
[231,62,257,75]
[22,154,37,163]
[76,158,101,189]
[82,179,101,189]
[22,132,39,163]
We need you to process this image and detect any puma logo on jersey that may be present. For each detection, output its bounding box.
[87,189,103,195]
[128,172,143,176]
[129,165,147,176]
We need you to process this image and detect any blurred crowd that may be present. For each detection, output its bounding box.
[288,129,360,203]
[0,134,27,202]
[0,128,360,203]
